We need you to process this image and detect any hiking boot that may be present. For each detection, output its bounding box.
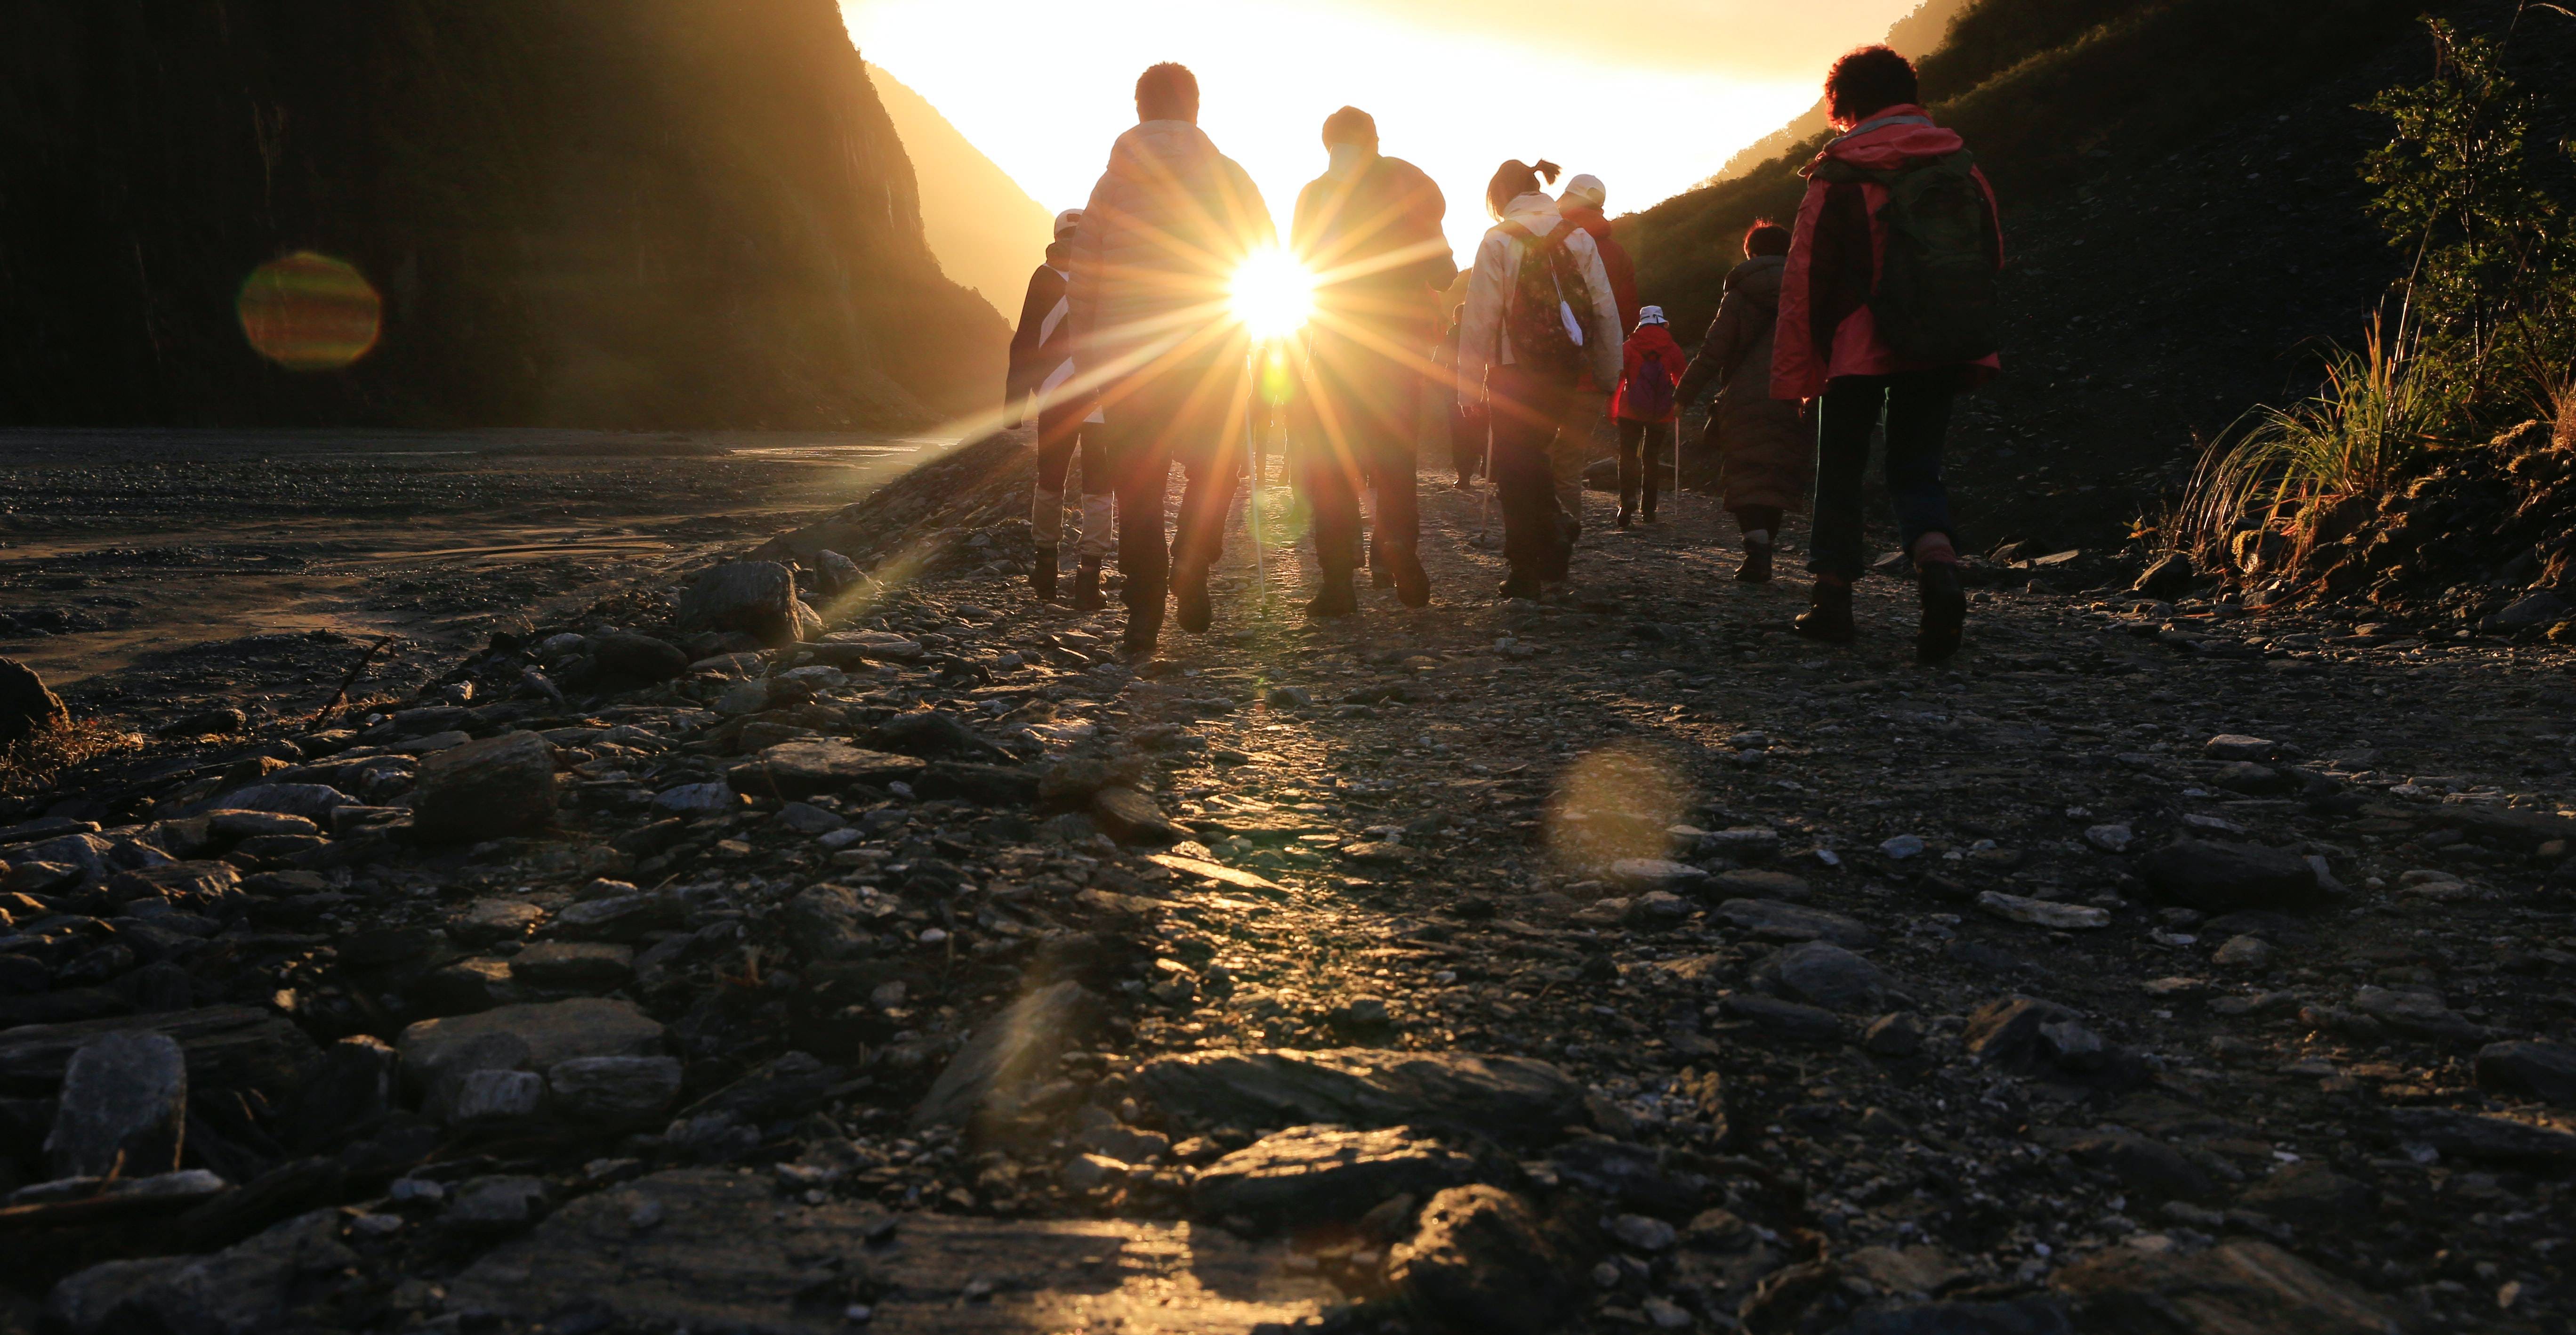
[1641,501,1658,524]
[1304,577,1358,619]
[1030,545,1058,602]
[1390,549,1431,608]
[1071,559,1104,611]
[1918,560,1968,663]
[1615,507,1633,531]
[1735,543,1773,583]
[1793,582,1856,644]
[1497,571,1543,601]
[1173,564,1212,634]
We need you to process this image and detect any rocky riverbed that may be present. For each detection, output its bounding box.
[1,429,2571,1334]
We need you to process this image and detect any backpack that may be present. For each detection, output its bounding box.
[1495,221,1597,382]
[1817,150,1999,364]
[1626,348,1675,421]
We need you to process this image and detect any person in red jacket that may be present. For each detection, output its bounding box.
[1773,45,2002,663]
[1610,306,1685,528]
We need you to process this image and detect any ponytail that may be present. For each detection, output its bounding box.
[1485,158,1563,220]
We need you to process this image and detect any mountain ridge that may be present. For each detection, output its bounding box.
[868,62,1058,316]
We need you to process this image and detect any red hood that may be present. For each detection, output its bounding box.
[1560,204,1614,239]
[1811,105,1965,172]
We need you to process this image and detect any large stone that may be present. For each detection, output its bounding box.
[726,740,926,799]
[1758,941,1888,1013]
[397,998,667,1097]
[2051,1240,2397,1335]
[811,629,924,664]
[2475,1040,2576,1105]
[912,982,1103,1133]
[46,1208,357,1335]
[1712,898,1877,947]
[590,632,691,683]
[0,655,69,748]
[0,1006,318,1099]
[678,561,804,646]
[2387,1107,2576,1163]
[1133,1049,1584,1148]
[1718,993,1844,1042]
[45,1031,187,1178]
[871,711,1012,762]
[507,940,634,993]
[2139,839,2328,914]
[444,1167,1338,1333]
[197,784,356,822]
[1192,1125,1476,1229]
[411,731,556,842]
[1386,1185,1578,1335]
[1092,786,1180,843]
[549,1055,686,1125]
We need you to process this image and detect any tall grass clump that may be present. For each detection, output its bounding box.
[0,719,143,796]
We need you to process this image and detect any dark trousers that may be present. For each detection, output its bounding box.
[1102,361,1244,641]
[1301,330,1421,581]
[1035,399,1105,496]
[1732,504,1784,545]
[1487,367,1575,583]
[1809,369,1957,580]
[1615,418,1674,514]
[1450,400,1486,483]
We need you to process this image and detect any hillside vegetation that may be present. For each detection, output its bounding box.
[0,0,1005,429]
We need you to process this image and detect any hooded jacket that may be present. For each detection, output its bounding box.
[1771,106,2003,401]
[1558,202,1640,335]
[1612,323,1686,423]
[1292,152,1452,342]
[1681,254,1809,511]
[1457,193,1624,398]
[1007,240,1077,406]
[1066,120,1274,377]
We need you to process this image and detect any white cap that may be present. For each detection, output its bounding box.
[1637,305,1667,325]
[1560,174,1606,210]
[1053,209,1085,238]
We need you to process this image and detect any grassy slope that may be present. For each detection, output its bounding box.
[1623,0,2450,555]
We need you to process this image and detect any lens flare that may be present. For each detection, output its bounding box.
[1230,248,1315,340]
[238,251,382,372]
[1547,742,1696,876]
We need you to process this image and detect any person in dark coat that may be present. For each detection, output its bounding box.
[1006,208,1112,607]
[1289,105,1451,615]
[1674,219,1811,582]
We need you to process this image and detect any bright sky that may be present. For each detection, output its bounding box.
[843,0,1920,264]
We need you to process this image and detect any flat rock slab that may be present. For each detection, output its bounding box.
[2387,1107,2576,1163]
[2053,1240,2395,1335]
[1712,898,1877,948]
[1192,1125,1477,1229]
[446,1168,1340,1334]
[727,740,926,799]
[397,998,666,1090]
[0,1006,316,1098]
[2140,839,2328,914]
[1134,1049,1583,1147]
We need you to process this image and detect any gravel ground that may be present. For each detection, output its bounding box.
[1,442,2570,1334]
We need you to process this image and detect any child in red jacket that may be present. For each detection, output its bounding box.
[1612,306,1686,527]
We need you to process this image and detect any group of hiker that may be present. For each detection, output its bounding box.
[1005,45,2000,664]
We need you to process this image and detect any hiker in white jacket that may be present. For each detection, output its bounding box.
[1455,160,1622,599]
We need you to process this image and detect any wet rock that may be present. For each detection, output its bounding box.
[47,1207,356,1335]
[0,655,69,748]
[45,1031,187,1178]
[1387,1185,1578,1335]
[1757,941,1888,1013]
[1134,1049,1584,1148]
[412,732,557,842]
[678,561,803,646]
[2387,1107,2576,1163]
[912,981,1103,1133]
[2052,1240,2396,1335]
[2139,839,2328,914]
[445,1167,1338,1329]
[1191,1124,1476,1230]
[1978,890,2111,930]
[2476,1040,2576,1105]
[2234,1162,2374,1228]
[397,998,667,1102]
[725,739,926,799]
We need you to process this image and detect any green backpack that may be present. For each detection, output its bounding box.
[1817,150,1999,364]
[1495,221,1598,383]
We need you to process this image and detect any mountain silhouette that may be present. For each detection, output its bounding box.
[868,64,1059,315]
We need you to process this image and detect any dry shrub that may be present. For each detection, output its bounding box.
[0,718,145,796]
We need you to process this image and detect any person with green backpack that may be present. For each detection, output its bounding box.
[1773,45,2003,663]
[1455,159,1624,600]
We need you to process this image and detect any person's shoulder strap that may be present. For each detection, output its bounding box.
[1497,221,1536,244]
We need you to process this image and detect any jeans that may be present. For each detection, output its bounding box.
[1487,367,1576,584]
[1615,418,1675,514]
[1300,328,1421,581]
[1808,369,1957,580]
[1100,360,1243,642]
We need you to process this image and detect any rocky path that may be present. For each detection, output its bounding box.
[2,447,2573,1335]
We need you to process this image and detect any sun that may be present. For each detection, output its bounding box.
[1230,248,1315,340]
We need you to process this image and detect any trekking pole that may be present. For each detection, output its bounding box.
[1246,354,1266,610]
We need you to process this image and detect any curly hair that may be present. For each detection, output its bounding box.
[1742,219,1791,258]
[1825,46,1919,128]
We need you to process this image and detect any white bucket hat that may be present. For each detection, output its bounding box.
[1052,208,1085,238]
[1636,305,1667,326]
[1560,174,1606,210]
